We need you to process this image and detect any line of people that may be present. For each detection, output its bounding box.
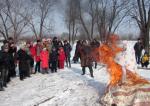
[0,37,72,91]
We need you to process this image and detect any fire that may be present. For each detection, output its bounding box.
[96,35,149,88]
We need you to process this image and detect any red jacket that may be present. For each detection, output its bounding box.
[29,45,36,58]
[58,48,66,61]
[40,50,49,69]
[35,44,42,62]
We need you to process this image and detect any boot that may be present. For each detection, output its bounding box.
[89,66,94,78]
[0,82,4,91]
[82,67,85,75]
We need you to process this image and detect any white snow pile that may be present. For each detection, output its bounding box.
[0,41,150,106]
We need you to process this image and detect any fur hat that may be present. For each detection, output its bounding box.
[20,42,26,49]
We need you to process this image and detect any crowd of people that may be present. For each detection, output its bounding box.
[0,37,72,91]
[0,36,101,91]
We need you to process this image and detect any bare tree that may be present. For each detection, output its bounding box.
[0,0,30,42]
[0,0,11,39]
[65,0,129,42]
[78,0,97,41]
[130,0,150,51]
[65,0,79,43]
[95,0,130,42]
[29,0,57,39]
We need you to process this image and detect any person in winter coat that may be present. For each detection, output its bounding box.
[1,40,9,51]
[90,39,100,69]
[63,40,72,67]
[35,40,42,74]
[134,38,144,64]
[50,47,58,73]
[40,48,49,74]
[141,52,149,68]
[1,40,10,85]
[73,40,82,63]
[80,40,94,78]
[1,39,16,82]
[26,42,35,75]
[8,37,17,78]
[47,39,53,53]
[0,45,10,91]
[52,37,59,51]
[58,47,66,69]
[28,42,36,73]
[17,44,31,80]
[58,41,63,48]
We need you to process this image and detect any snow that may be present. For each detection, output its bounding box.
[0,41,150,106]
[0,65,108,106]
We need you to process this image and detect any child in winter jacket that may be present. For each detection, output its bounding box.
[58,47,65,69]
[50,47,58,73]
[40,48,49,74]
[141,52,149,68]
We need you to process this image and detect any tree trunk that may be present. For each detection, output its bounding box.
[68,21,71,43]
[39,21,43,39]
[141,26,149,52]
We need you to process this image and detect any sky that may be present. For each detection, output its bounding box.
[52,11,139,36]
[24,0,140,38]
[52,0,140,37]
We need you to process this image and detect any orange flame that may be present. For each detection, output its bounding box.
[96,34,149,88]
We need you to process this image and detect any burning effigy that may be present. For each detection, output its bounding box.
[96,35,150,106]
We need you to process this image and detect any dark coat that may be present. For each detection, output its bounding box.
[52,41,59,51]
[74,42,82,59]
[17,49,31,71]
[80,45,93,67]
[134,42,143,56]
[0,50,11,69]
[63,43,72,57]
[50,50,58,62]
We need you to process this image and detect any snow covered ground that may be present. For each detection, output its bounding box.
[0,41,150,106]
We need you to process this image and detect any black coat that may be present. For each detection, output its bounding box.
[0,50,11,69]
[134,42,143,56]
[63,43,72,57]
[17,49,31,71]
[52,41,59,51]
[50,50,58,62]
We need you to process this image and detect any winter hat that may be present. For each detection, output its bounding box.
[42,38,46,42]
[37,39,41,43]
[20,42,26,49]
[3,40,9,44]
[43,47,47,51]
